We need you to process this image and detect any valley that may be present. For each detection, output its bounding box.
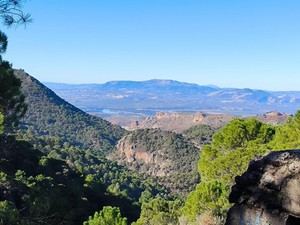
[45,80,291,133]
[1,69,296,225]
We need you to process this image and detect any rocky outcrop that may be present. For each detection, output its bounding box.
[109,128,200,196]
[226,150,300,225]
[113,137,169,177]
[257,111,289,125]
[134,112,233,133]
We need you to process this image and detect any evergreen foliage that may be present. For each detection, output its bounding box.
[132,197,182,225]
[0,135,152,224]
[0,31,7,54]
[0,61,26,132]
[83,206,127,225]
[183,124,215,146]
[0,201,20,225]
[183,118,276,222]
[0,0,31,26]
[270,111,300,149]
[15,70,125,154]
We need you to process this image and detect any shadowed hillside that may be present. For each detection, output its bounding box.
[15,70,126,154]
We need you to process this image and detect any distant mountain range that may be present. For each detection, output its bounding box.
[45,79,300,115]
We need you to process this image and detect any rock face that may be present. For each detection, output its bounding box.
[226,150,300,225]
[109,128,200,196]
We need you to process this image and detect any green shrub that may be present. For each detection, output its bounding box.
[0,201,20,225]
[83,206,127,225]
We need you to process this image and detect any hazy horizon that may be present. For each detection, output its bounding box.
[4,0,300,91]
[42,78,300,92]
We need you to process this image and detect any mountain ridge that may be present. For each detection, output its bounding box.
[15,69,126,154]
[45,79,218,89]
[45,79,300,92]
[45,79,300,115]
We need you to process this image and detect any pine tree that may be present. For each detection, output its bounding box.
[83,206,127,225]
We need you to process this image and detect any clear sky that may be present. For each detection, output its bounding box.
[2,0,300,90]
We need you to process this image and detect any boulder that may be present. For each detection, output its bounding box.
[226,150,300,225]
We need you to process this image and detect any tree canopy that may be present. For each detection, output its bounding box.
[0,63,27,131]
[0,0,30,58]
[0,1,29,132]
[0,31,7,54]
[270,111,300,150]
[132,197,182,225]
[182,118,276,223]
[83,206,127,225]
[0,200,20,225]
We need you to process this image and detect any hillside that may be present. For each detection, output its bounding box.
[0,136,91,225]
[11,70,210,197]
[15,70,126,154]
[109,129,200,196]
[0,70,171,224]
[46,80,300,115]
[0,134,168,224]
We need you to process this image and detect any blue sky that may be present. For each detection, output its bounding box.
[2,0,300,90]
